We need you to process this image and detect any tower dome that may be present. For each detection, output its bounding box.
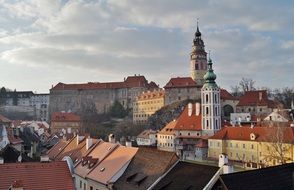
[203,58,218,89]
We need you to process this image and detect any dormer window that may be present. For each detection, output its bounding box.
[250,133,256,141]
[100,167,105,172]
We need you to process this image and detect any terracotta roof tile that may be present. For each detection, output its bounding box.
[0,114,11,123]
[0,161,74,190]
[137,129,157,139]
[114,147,179,190]
[164,77,200,89]
[210,126,294,143]
[51,112,81,122]
[87,145,138,184]
[220,89,238,100]
[47,139,68,160]
[51,76,158,91]
[237,90,278,107]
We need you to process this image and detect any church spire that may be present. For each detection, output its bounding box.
[195,19,201,37]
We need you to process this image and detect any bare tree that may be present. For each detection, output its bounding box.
[263,122,292,165]
[230,85,241,97]
[239,77,255,93]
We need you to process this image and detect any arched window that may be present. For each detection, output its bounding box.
[216,119,218,129]
[206,94,209,103]
[206,107,209,115]
[215,107,217,115]
[214,94,217,103]
[206,120,209,129]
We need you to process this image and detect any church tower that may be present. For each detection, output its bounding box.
[190,22,207,85]
[201,58,221,136]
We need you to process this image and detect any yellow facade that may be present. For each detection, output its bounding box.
[133,89,165,124]
[208,139,294,167]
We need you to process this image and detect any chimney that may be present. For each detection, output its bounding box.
[77,134,80,145]
[188,103,193,116]
[40,155,50,162]
[125,141,132,147]
[218,154,228,167]
[0,157,4,164]
[195,102,200,116]
[86,138,93,150]
[67,127,72,134]
[108,134,115,143]
[259,92,262,101]
[223,164,234,174]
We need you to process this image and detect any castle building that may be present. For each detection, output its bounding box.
[201,58,221,136]
[190,23,208,85]
[49,75,158,115]
[133,89,165,124]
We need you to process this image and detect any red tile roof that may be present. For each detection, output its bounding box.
[0,161,74,190]
[173,103,202,131]
[220,89,238,100]
[137,89,165,101]
[210,126,294,143]
[237,90,278,108]
[51,112,81,122]
[0,114,11,123]
[47,139,69,160]
[164,77,200,89]
[51,75,158,91]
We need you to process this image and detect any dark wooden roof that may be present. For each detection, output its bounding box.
[153,161,219,190]
[114,147,179,190]
[217,163,294,190]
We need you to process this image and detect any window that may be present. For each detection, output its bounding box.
[260,108,262,112]
[80,180,82,188]
[251,144,254,149]
[236,143,238,148]
[206,94,209,103]
[217,142,220,147]
[90,187,93,190]
[243,144,245,149]
[206,107,209,115]
[84,183,86,190]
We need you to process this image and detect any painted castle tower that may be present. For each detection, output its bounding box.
[190,22,208,85]
[201,58,221,136]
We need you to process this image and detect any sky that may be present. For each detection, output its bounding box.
[0,0,293,93]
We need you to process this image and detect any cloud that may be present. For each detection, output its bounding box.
[0,0,293,92]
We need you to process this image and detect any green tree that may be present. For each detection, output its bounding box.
[109,101,127,118]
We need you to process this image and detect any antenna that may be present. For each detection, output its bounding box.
[197,18,199,27]
[208,50,211,59]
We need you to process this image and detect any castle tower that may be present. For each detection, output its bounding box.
[201,58,221,136]
[190,21,207,85]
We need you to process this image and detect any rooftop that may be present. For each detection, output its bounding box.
[51,75,158,91]
[153,161,219,190]
[114,147,179,190]
[164,77,200,89]
[0,161,75,190]
[237,90,279,108]
[218,163,294,190]
[209,126,294,143]
[51,112,81,122]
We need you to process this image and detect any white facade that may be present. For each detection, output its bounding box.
[157,133,176,152]
[264,111,289,122]
[201,88,221,136]
[0,125,9,150]
[30,94,49,121]
[230,113,251,125]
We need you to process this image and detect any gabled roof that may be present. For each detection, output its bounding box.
[218,163,294,190]
[153,161,219,190]
[51,75,158,91]
[220,89,238,100]
[209,126,294,143]
[0,114,11,123]
[137,129,157,139]
[86,145,138,184]
[114,147,179,190]
[75,141,118,178]
[47,139,69,160]
[51,112,81,122]
[237,90,278,108]
[164,77,200,89]
[159,103,202,134]
[0,161,74,190]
